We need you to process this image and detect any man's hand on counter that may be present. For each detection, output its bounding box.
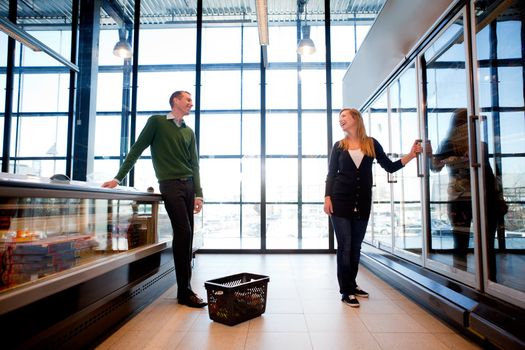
[101,179,119,188]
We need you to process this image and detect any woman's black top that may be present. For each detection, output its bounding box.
[325,138,404,220]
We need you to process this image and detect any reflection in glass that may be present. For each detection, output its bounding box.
[423,14,474,273]
[429,109,476,269]
[475,0,525,293]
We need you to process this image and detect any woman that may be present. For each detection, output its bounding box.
[324,108,421,307]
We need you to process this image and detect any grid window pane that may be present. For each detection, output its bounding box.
[266,70,298,109]
[241,70,260,110]
[266,204,298,249]
[96,73,124,112]
[242,158,261,202]
[137,72,196,111]
[133,159,158,192]
[12,116,68,157]
[266,159,298,202]
[200,158,241,202]
[92,159,122,185]
[202,27,241,64]
[267,26,297,62]
[94,115,121,157]
[241,203,261,249]
[302,158,326,203]
[138,28,197,65]
[302,204,328,248]
[201,204,241,249]
[201,70,242,110]
[12,159,66,178]
[242,113,261,155]
[16,74,70,113]
[302,113,327,155]
[200,114,241,155]
[242,26,261,63]
[301,70,327,109]
[266,113,298,155]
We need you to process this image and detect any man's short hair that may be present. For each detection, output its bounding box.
[169,90,190,108]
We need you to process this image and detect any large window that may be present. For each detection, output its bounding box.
[8,39,71,177]
[1,1,382,251]
[122,2,374,250]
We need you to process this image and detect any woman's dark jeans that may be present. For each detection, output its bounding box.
[330,215,369,296]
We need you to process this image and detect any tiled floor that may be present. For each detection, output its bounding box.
[96,254,482,350]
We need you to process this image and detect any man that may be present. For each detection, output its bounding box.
[102,91,206,308]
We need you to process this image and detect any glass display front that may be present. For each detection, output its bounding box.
[475,0,525,294]
[0,177,162,293]
[390,64,423,259]
[368,94,392,248]
[422,13,475,276]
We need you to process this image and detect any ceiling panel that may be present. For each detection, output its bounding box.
[0,0,384,27]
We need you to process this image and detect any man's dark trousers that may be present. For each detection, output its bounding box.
[159,178,195,299]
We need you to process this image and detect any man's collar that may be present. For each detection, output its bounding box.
[166,112,185,127]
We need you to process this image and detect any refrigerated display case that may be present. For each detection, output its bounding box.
[0,173,175,349]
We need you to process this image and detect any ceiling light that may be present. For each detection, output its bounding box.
[297,1,315,55]
[113,39,133,59]
[113,28,133,59]
[297,25,315,55]
[255,0,269,46]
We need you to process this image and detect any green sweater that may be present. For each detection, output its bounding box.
[115,115,203,198]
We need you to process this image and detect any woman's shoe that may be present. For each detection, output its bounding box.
[355,286,369,298]
[342,294,360,307]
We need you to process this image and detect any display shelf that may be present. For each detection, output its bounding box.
[0,172,167,309]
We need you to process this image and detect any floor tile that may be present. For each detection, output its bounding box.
[244,332,312,350]
[355,312,428,333]
[310,331,382,350]
[248,314,308,333]
[372,332,450,350]
[95,254,482,350]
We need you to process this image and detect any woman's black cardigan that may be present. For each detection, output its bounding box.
[325,138,404,220]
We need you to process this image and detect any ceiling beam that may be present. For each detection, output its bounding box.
[102,0,132,26]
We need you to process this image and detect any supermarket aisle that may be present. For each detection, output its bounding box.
[96,254,481,350]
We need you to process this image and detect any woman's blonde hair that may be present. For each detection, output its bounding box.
[338,108,376,158]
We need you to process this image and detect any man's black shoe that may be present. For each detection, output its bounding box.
[355,286,369,298]
[178,294,208,308]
